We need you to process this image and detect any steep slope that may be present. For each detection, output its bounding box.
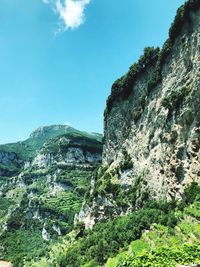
[0,125,102,265]
[77,0,200,228]
[27,183,200,267]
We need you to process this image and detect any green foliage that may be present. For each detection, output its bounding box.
[131,107,143,123]
[159,39,172,64]
[43,135,102,155]
[161,87,190,110]
[169,0,200,43]
[116,243,200,267]
[106,47,160,113]
[40,191,81,229]
[0,161,22,177]
[55,167,93,189]
[0,162,96,265]
[105,46,163,115]
[58,204,181,266]
[185,201,200,219]
[183,181,200,204]
[94,167,149,210]
[81,260,101,267]
[1,229,48,266]
[27,181,200,267]
[0,197,15,217]
[104,183,200,267]
[121,150,133,171]
[0,126,102,266]
[130,239,151,255]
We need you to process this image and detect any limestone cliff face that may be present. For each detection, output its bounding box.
[32,135,102,168]
[32,147,101,168]
[103,9,200,199]
[77,4,200,228]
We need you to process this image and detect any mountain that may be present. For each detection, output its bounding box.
[77,0,200,228]
[0,125,102,264]
[1,1,200,266]
[25,1,200,267]
[0,125,102,177]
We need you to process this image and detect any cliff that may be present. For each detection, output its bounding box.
[77,0,200,228]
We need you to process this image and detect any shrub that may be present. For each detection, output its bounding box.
[106,47,160,113]
[184,181,200,204]
[161,87,190,111]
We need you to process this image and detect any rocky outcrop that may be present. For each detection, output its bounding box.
[77,3,200,228]
[32,148,101,168]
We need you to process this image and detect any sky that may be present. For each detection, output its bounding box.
[0,0,185,144]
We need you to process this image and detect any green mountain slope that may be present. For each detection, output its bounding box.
[26,182,200,267]
[0,125,102,176]
[0,125,102,154]
[0,125,103,266]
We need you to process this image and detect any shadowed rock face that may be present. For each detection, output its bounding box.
[0,152,17,165]
[77,6,200,228]
[0,151,21,176]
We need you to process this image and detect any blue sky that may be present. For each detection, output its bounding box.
[0,0,185,144]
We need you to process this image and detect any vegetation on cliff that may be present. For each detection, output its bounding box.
[26,182,200,267]
[105,0,200,115]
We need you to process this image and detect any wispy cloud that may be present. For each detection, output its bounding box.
[43,0,91,32]
[42,0,50,4]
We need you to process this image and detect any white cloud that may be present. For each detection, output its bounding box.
[55,0,91,31]
[43,0,91,32]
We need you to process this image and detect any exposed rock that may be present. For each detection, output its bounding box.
[32,148,101,169]
[42,226,50,241]
[0,261,13,267]
[78,7,200,227]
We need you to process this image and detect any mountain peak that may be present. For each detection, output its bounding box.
[29,124,71,139]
